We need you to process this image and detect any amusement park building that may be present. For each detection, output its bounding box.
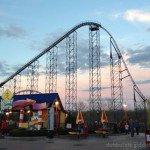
[0,93,66,129]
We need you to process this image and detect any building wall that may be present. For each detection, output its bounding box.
[18,96,66,130]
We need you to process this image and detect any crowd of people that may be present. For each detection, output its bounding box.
[118,118,140,137]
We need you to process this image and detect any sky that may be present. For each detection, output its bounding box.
[0,0,150,109]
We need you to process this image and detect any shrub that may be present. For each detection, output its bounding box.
[9,128,47,137]
[57,128,72,135]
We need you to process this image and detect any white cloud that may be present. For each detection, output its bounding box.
[112,13,122,19]
[94,11,103,17]
[124,9,150,23]
[111,9,150,23]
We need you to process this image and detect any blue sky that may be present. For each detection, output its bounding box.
[0,0,150,107]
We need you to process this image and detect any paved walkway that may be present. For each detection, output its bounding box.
[0,133,148,150]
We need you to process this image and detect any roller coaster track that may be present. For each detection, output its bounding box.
[0,21,147,101]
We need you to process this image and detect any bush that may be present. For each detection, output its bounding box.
[57,128,72,135]
[9,128,48,137]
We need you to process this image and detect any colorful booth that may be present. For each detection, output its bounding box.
[0,91,66,130]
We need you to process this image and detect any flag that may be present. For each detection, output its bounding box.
[101,110,108,125]
[76,109,84,124]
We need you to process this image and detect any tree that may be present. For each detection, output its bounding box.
[65,112,76,128]
[77,101,88,111]
[147,98,150,128]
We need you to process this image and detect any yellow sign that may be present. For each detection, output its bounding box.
[1,89,13,102]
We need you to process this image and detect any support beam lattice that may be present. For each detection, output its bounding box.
[89,25,101,112]
[45,47,57,93]
[110,38,123,121]
[65,32,77,113]
[26,60,39,94]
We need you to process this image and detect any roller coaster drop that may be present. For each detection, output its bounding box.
[0,22,147,127]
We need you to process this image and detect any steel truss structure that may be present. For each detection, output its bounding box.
[89,25,101,124]
[9,74,21,95]
[110,38,123,120]
[26,60,39,94]
[0,22,147,127]
[65,32,77,113]
[134,87,147,128]
[45,47,58,93]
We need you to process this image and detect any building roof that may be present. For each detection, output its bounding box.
[0,93,65,112]
[12,93,58,104]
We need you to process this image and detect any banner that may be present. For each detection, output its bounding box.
[1,89,13,111]
[76,109,84,124]
[47,108,54,130]
[50,108,54,130]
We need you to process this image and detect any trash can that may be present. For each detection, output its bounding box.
[145,129,150,147]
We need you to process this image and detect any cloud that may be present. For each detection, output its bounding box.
[111,13,122,19]
[0,11,15,21]
[147,27,150,32]
[29,29,66,51]
[30,30,110,75]
[0,24,28,39]
[81,86,111,92]
[124,9,150,23]
[136,80,150,85]
[0,61,12,77]
[94,11,103,17]
[0,61,27,80]
[111,9,150,23]
[126,46,150,68]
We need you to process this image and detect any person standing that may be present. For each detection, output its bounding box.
[8,119,13,126]
[135,120,140,135]
[129,118,135,137]
[125,123,129,135]
[1,120,7,135]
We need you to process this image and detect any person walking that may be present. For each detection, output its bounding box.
[135,120,140,135]
[129,118,135,137]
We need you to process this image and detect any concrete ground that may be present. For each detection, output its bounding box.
[0,133,148,150]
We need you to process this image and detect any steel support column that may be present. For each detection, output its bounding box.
[134,87,147,128]
[65,32,77,113]
[110,38,123,122]
[45,47,58,93]
[89,25,101,127]
[26,60,39,94]
[9,74,21,95]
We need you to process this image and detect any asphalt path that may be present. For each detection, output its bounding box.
[0,133,148,150]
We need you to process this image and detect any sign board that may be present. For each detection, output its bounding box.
[1,89,13,111]
[50,108,54,130]
[147,135,150,141]
[47,108,54,130]
[24,105,32,111]
[31,112,38,121]
[1,89,13,102]
[66,123,72,129]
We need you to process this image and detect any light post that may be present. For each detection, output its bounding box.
[123,104,127,124]
[55,101,59,133]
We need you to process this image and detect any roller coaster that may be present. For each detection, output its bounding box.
[0,22,147,127]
